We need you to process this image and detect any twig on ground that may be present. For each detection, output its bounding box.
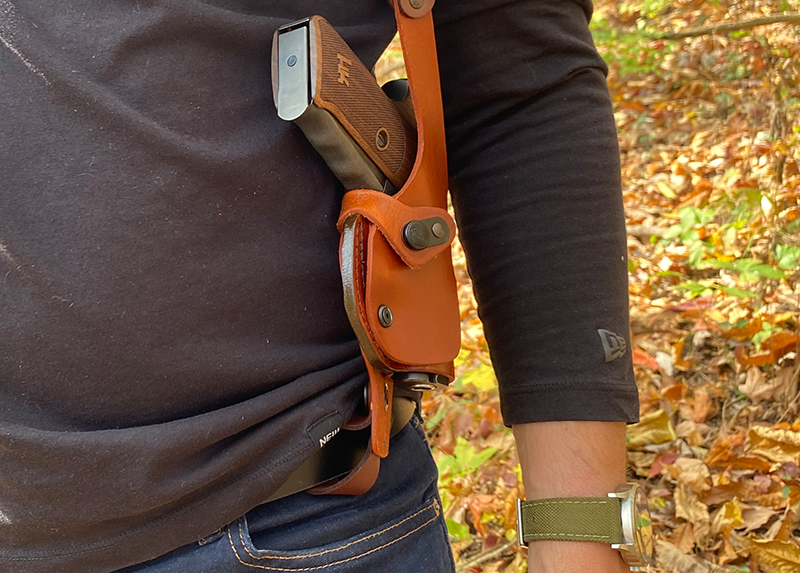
[657,13,800,40]
[456,538,517,573]
[626,224,670,238]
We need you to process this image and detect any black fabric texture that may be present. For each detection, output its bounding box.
[435,0,638,425]
[0,0,637,571]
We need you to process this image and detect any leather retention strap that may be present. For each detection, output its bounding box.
[337,190,454,269]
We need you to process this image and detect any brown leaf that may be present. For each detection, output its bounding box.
[692,387,712,423]
[670,522,697,554]
[656,539,714,573]
[675,420,710,447]
[705,433,745,466]
[735,345,776,367]
[721,317,764,341]
[705,432,773,472]
[739,367,773,404]
[668,457,712,493]
[735,331,799,368]
[762,331,798,358]
[628,451,658,477]
[739,505,778,534]
[710,499,744,537]
[675,484,710,525]
[633,348,660,369]
[650,451,680,478]
[746,426,800,465]
[733,534,800,573]
[662,382,689,402]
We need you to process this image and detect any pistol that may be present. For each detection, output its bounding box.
[272,16,416,194]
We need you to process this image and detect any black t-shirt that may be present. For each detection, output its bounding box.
[0,1,637,571]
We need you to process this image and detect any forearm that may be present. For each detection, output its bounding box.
[513,421,629,573]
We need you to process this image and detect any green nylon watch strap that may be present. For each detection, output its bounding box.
[518,497,623,544]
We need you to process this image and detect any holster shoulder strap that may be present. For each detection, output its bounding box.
[338,0,460,459]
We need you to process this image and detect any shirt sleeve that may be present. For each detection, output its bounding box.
[433,0,639,425]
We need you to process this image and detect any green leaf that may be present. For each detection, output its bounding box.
[752,264,784,280]
[453,437,498,474]
[458,364,497,392]
[425,407,447,431]
[776,244,800,270]
[675,281,712,298]
[436,453,458,478]
[657,181,677,199]
[720,285,758,299]
[446,518,471,541]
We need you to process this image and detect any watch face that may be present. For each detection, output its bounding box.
[633,486,655,564]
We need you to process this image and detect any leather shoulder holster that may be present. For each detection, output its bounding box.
[336,0,460,460]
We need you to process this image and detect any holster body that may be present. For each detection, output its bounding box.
[335,0,460,458]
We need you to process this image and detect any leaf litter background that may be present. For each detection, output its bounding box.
[375,1,800,571]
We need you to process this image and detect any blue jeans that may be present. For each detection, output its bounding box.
[118,413,456,573]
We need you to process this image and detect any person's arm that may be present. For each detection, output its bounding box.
[433,2,640,571]
[514,421,629,573]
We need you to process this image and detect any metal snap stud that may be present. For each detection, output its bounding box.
[378,305,393,327]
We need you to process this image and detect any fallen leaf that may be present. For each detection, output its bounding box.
[705,432,773,472]
[710,498,744,537]
[675,419,710,447]
[721,317,764,340]
[657,539,714,573]
[633,348,660,369]
[739,504,778,534]
[628,451,658,477]
[667,457,712,492]
[650,451,680,478]
[670,522,697,554]
[738,367,774,404]
[692,386,712,423]
[662,382,689,402]
[746,426,800,465]
[733,534,800,573]
[762,331,798,360]
[675,484,710,525]
[627,409,677,448]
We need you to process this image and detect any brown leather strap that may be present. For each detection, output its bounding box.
[307,449,382,496]
[345,1,453,463]
[308,396,418,496]
[365,355,393,458]
[391,1,449,209]
[337,190,454,268]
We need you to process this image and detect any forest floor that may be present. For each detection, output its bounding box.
[375,1,800,572]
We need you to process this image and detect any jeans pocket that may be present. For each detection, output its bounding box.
[227,494,453,572]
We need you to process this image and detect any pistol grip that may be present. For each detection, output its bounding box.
[310,17,415,190]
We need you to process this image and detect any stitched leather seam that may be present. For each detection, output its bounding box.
[356,225,391,367]
[227,502,437,571]
[237,499,433,561]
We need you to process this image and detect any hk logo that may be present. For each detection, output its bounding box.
[337,54,352,86]
[598,329,627,363]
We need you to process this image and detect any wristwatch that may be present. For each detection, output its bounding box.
[516,483,655,571]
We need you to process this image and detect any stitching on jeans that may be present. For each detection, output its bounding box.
[238,499,434,561]
[227,513,438,571]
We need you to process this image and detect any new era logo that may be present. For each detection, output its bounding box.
[598,329,627,363]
